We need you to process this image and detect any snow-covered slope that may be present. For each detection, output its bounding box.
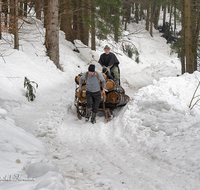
[0,17,200,190]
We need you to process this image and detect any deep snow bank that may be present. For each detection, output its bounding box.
[0,107,66,190]
[114,72,200,187]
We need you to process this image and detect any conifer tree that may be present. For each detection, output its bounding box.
[91,0,95,50]
[45,0,61,70]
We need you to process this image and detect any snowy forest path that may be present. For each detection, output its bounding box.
[9,72,199,190]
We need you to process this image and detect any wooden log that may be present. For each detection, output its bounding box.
[75,74,86,85]
[76,88,86,103]
[117,95,130,106]
[76,87,106,103]
[107,91,130,106]
[106,79,115,91]
[102,73,107,80]
[107,91,119,104]
[113,85,125,94]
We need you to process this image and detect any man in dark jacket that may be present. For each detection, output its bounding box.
[79,64,105,124]
[98,45,120,85]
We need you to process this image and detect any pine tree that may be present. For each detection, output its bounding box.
[14,0,19,50]
[35,0,42,20]
[60,0,73,42]
[91,0,95,50]
[185,0,194,73]
[45,0,61,70]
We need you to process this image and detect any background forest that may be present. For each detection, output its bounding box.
[0,0,199,74]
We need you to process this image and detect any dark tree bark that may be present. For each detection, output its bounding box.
[185,0,194,73]
[174,0,177,34]
[191,0,199,71]
[35,0,42,20]
[154,4,160,29]
[114,8,120,43]
[60,0,73,42]
[24,0,27,17]
[0,3,2,40]
[91,0,95,50]
[83,0,89,46]
[45,0,61,70]
[19,1,23,17]
[9,0,15,34]
[146,4,150,31]
[44,0,48,28]
[163,6,166,27]
[2,0,8,27]
[135,3,139,23]
[77,0,84,41]
[150,3,154,37]
[14,0,19,50]
[72,0,78,40]
[169,5,172,26]
[181,0,185,74]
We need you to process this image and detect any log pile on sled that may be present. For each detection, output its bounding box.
[74,72,130,123]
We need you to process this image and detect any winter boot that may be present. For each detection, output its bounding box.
[91,112,97,124]
[85,108,92,122]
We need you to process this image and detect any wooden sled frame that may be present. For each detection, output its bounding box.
[75,95,115,123]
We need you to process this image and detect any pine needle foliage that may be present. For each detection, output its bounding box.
[122,44,140,63]
[24,77,38,101]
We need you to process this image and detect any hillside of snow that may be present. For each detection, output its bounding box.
[0,17,200,190]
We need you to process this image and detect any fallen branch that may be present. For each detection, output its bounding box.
[189,75,200,110]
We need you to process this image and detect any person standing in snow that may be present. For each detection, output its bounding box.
[98,45,120,85]
[79,64,105,124]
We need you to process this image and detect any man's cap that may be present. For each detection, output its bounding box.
[104,45,110,50]
[88,64,95,72]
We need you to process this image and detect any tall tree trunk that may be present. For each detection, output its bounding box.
[114,8,120,43]
[150,3,153,37]
[60,0,66,32]
[2,0,8,27]
[192,0,199,71]
[163,6,166,27]
[14,0,19,50]
[146,4,150,31]
[154,4,160,29]
[123,0,130,30]
[185,0,194,73]
[19,2,23,17]
[181,0,185,74]
[45,0,61,70]
[83,0,89,45]
[60,0,73,42]
[0,2,2,40]
[91,0,95,50]
[174,0,177,34]
[132,3,134,14]
[139,4,144,20]
[72,0,78,40]
[35,0,42,20]
[77,0,84,41]
[169,5,173,26]
[44,0,48,28]
[135,3,139,23]
[10,0,15,34]
[24,0,27,17]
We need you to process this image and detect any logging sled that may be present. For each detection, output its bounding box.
[74,72,130,123]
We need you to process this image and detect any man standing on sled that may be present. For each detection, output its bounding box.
[79,64,105,124]
[98,45,120,85]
